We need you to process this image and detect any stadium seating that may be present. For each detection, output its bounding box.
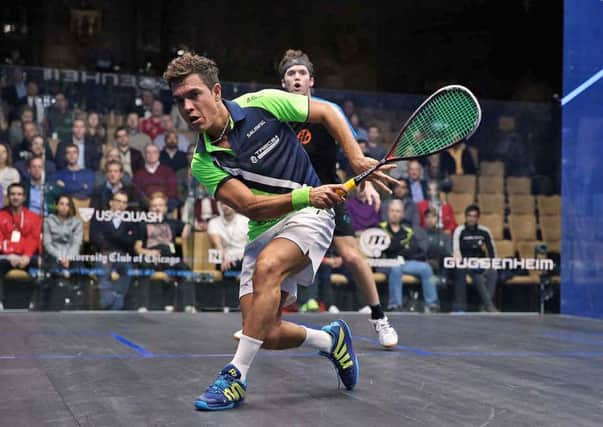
[450,174,477,195]
[507,177,532,195]
[508,214,538,242]
[477,193,505,215]
[508,194,536,215]
[537,195,561,216]
[479,175,504,194]
[480,161,505,176]
[479,214,504,240]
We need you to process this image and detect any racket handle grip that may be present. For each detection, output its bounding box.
[336,179,357,197]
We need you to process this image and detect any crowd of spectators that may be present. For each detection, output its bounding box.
[0,70,534,313]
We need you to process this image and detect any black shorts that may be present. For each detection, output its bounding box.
[333,203,356,237]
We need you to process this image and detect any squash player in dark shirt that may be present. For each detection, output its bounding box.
[278,49,399,348]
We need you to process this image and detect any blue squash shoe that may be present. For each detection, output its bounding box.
[194,364,247,411]
[319,319,359,390]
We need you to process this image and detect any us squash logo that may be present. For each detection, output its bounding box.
[297,129,312,145]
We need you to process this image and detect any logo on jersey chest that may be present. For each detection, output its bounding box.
[246,120,266,138]
[297,128,312,145]
[250,135,280,163]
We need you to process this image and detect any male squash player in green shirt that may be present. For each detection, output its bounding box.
[164,53,395,410]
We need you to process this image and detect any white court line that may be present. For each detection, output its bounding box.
[561,68,603,106]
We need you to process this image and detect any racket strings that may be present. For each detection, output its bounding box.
[393,89,479,159]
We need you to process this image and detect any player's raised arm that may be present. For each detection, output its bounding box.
[307,99,397,192]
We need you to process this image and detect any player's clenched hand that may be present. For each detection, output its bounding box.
[310,184,347,208]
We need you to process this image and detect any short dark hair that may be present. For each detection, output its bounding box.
[424,207,438,218]
[7,182,25,194]
[112,190,129,202]
[105,159,123,172]
[278,49,314,77]
[163,52,220,88]
[65,143,79,153]
[114,126,127,138]
[27,155,44,168]
[465,204,481,216]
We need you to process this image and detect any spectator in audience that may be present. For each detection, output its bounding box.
[125,112,152,152]
[348,112,368,143]
[41,195,83,309]
[140,100,165,140]
[440,142,476,177]
[153,114,190,152]
[91,160,142,211]
[0,108,8,143]
[0,183,42,310]
[132,89,155,118]
[14,135,56,179]
[13,121,41,164]
[133,143,179,211]
[417,180,457,235]
[0,144,20,197]
[85,111,107,146]
[181,180,220,231]
[45,93,75,144]
[23,156,59,215]
[207,201,249,273]
[135,192,194,312]
[424,154,445,183]
[159,130,188,172]
[114,126,144,177]
[299,246,341,313]
[55,119,101,171]
[366,125,387,160]
[96,147,130,185]
[423,207,452,287]
[380,199,440,313]
[1,68,27,116]
[343,99,355,118]
[8,106,39,148]
[25,80,45,126]
[90,190,138,310]
[408,160,428,203]
[52,144,95,200]
[451,204,498,313]
[346,187,380,232]
[382,179,420,228]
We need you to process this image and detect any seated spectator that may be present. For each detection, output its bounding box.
[8,106,40,149]
[349,112,368,143]
[97,147,132,186]
[133,143,179,211]
[417,180,457,235]
[91,160,142,211]
[380,199,439,312]
[134,192,194,312]
[25,80,45,127]
[140,100,165,140]
[346,187,380,232]
[55,119,101,171]
[90,190,138,310]
[366,125,387,160]
[114,126,144,178]
[131,89,155,118]
[52,144,95,200]
[408,160,428,203]
[0,144,20,197]
[207,202,249,273]
[45,92,75,144]
[23,156,60,215]
[0,183,42,310]
[451,204,498,313]
[13,121,43,164]
[423,207,452,287]
[0,108,8,143]
[14,135,56,179]
[159,130,188,172]
[86,111,107,146]
[169,103,190,131]
[125,112,152,152]
[381,179,419,228]
[41,195,83,309]
[153,114,190,152]
[440,143,476,177]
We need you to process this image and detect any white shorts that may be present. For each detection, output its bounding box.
[239,207,335,306]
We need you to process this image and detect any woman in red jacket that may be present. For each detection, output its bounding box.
[417,180,457,235]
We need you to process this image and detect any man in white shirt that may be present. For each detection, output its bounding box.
[207,202,249,272]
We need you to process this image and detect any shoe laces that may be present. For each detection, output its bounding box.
[207,374,232,394]
[374,317,393,332]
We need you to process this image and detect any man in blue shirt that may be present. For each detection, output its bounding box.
[52,144,95,200]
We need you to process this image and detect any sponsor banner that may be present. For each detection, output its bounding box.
[444,257,555,271]
[77,208,162,223]
[67,253,181,266]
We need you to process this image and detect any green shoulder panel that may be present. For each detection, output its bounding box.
[190,151,231,197]
[234,89,309,123]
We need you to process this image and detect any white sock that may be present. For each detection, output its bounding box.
[230,334,263,381]
[302,326,333,353]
